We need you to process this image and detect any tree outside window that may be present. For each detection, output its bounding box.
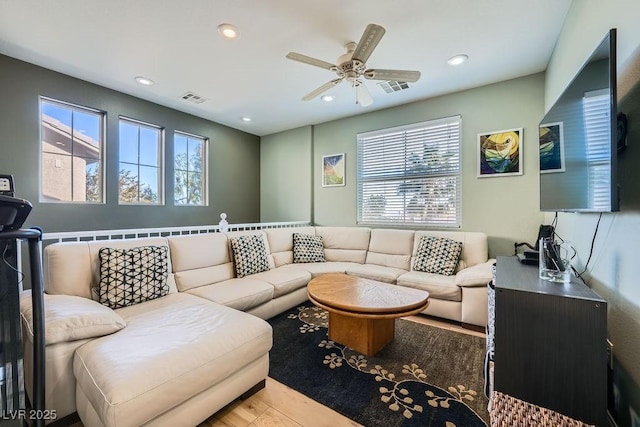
[118,119,163,204]
[174,132,207,206]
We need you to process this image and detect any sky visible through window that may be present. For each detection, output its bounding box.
[42,102,100,142]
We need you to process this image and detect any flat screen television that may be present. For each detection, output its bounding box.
[539,29,619,212]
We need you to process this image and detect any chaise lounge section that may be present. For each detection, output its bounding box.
[20,225,494,426]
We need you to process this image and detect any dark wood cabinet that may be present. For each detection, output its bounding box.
[493,256,607,426]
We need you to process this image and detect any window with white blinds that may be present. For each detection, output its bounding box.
[357,116,461,227]
[583,89,611,211]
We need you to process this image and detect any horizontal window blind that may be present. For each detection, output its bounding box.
[583,89,611,210]
[357,116,461,227]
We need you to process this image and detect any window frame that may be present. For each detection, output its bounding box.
[39,97,106,204]
[356,116,462,228]
[117,116,165,206]
[173,130,209,207]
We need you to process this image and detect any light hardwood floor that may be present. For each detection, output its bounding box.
[198,314,485,427]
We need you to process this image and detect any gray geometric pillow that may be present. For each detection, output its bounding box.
[230,234,270,278]
[97,246,169,308]
[413,236,463,276]
[293,233,325,263]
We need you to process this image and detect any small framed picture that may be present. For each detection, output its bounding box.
[478,128,523,177]
[322,153,345,187]
[539,122,565,173]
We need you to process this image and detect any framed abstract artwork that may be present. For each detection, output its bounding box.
[322,153,345,187]
[477,128,523,177]
[539,122,565,173]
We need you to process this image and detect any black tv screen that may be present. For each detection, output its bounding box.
[539,29,619,212]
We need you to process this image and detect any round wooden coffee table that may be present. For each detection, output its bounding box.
[307,273,430,356]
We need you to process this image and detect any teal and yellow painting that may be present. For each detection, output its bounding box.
[478,128,523,177]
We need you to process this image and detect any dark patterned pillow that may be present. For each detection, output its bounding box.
[413,236,463,276]
[230,234,270,278]
[293,233,325,263]
[97,246,169,309]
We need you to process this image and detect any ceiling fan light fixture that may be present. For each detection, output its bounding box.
[321,95,334,102]
[447,54,469,66]
[134,76,154,86]
[218,23,239,39]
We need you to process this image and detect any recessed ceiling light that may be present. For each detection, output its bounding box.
[218,23,239,39]
[135,76,154,86]
[321,95,335,102]
[447,54,469,66]
[241,117,252,122]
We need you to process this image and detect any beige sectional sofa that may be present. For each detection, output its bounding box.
[19,226,494,426]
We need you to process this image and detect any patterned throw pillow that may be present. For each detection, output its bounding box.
[293,233,325,263]
[97,246,169,309]
[230,234,270,278]
[413,236,463,276]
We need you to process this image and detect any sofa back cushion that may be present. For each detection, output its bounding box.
[44,237,177,299]
[365,229,414,270]
[315,227,371,263]
[265,226,316,267]
[167,233,234,292]
[411,231,488,271]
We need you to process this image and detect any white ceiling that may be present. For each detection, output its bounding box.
[0,0,572,136]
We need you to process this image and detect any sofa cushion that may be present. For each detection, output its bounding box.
[97,246,170,308]
[315,227,370,263]
[365,229,414,270]
[230,235,270,278]
[265,226,317,267]
[284,261,362,278]
[45,237,177,299]
[74,293,272,427]
[413,236,462,276]
[396,271,461,302]
[345,264,408,284]
[293,233,325,263]
[249,266,312,298]
[185,278,274,311]
[20,293,126,345]
[167,233,234,291]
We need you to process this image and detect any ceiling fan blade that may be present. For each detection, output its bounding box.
[286,52,335,70]
[355,82,373,107]
[364,69,421,82]
[351,24,386,63]
[302,78,342,101]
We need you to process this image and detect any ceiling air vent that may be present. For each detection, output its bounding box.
[377,80,411,94]
[181,91,207,104]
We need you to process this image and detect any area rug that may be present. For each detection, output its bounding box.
[268,302,488,427]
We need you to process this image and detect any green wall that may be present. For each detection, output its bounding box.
[260,126,312,222]
[261,73,546,257]
[0,55,261,232]
[544,2,640,426]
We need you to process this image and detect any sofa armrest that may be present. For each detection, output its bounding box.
[20,291,126,345]
[455,259,496,287]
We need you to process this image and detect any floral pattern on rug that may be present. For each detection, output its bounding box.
[287,304,487,426]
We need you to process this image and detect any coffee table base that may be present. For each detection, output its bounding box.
[328,312,395,356]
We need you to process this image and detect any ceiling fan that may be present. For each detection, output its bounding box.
[286,24,421,107]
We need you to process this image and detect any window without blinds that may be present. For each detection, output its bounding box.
[357,116,462,227]
[582,89,611,211]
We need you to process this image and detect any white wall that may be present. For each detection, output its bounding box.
[545,1,640,424]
